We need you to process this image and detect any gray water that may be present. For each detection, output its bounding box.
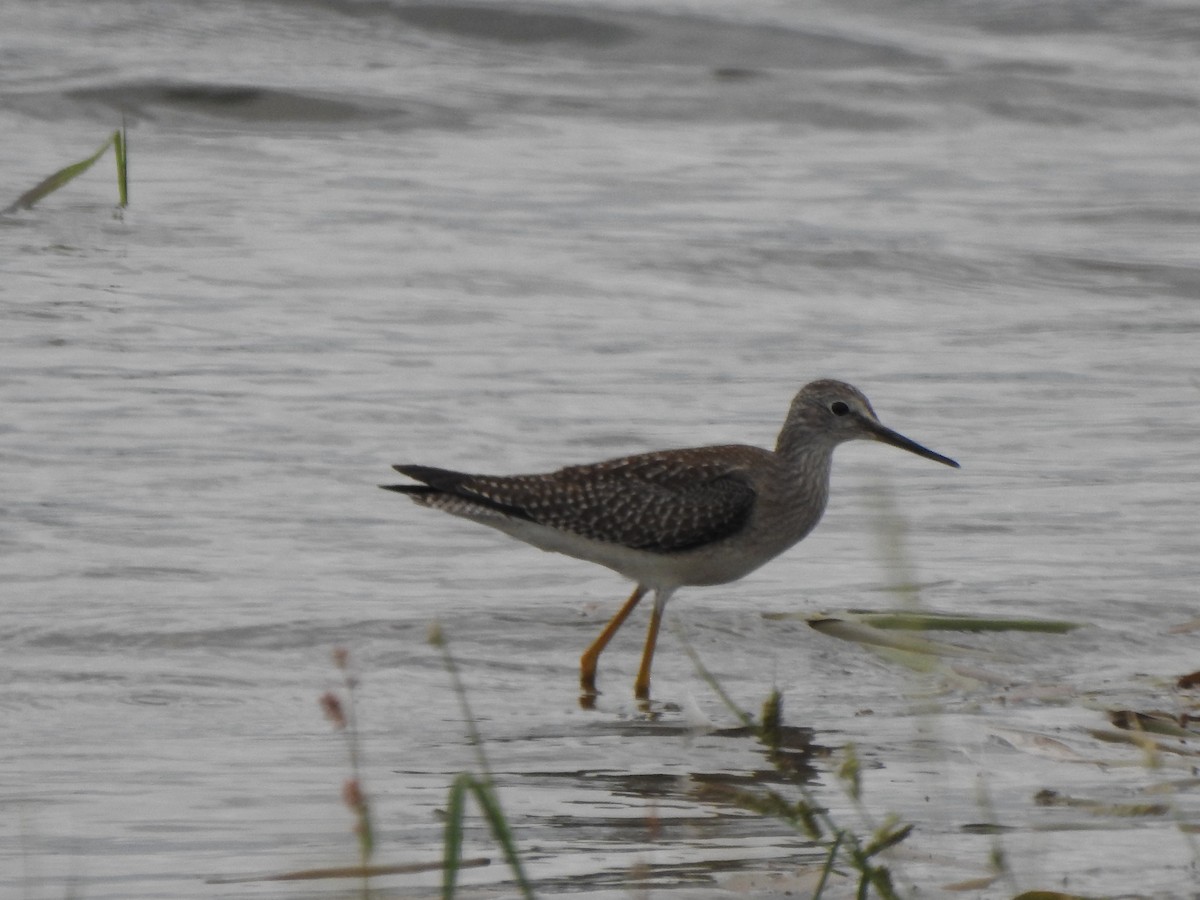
[3,1,1200,897]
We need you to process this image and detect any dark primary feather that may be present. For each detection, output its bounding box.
[384,465,536,521]
[383,450,759,553]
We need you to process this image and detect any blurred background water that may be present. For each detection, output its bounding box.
[2,1,1199,897]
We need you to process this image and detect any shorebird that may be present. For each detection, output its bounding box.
[382,380,958,700]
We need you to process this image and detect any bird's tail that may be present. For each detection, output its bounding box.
[379,464,473,500]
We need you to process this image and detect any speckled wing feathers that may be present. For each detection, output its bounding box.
[386,448,759,553]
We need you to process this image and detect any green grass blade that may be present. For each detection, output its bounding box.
[430,622,495,778]
[6,131,118,213]
[432,627,535,898]
[812,830,844,900]
[114,122,128,207]
[442,774,469,900]
[856,865,870,900]
[864,822,913,857]
[465,776,536,900]
[866,863,900,900]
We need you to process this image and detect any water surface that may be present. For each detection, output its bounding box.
[3,1,1199,897]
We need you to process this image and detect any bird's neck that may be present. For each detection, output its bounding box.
[768,430,835,543]
[776,419,835,465]
[775,428,835,492]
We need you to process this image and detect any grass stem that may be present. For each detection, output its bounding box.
[6,128,129,213]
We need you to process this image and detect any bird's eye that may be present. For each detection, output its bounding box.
[830,401,850,416]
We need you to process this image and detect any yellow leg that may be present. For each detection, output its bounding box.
[634,590,672,700]
[580,585,648,695]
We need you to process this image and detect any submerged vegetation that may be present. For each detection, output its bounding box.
[5,125,128,213]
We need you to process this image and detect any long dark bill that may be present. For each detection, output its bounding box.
[863,417,960,468]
